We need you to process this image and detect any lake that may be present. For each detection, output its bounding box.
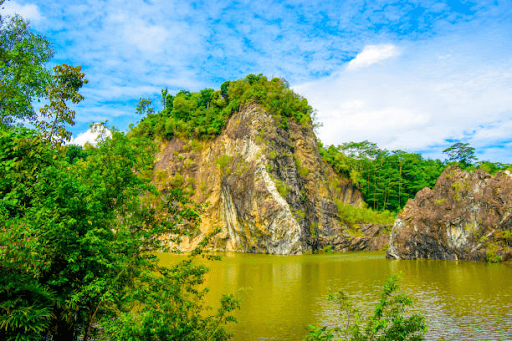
[158,251,512,340]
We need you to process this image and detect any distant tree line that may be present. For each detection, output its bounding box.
[320,140,510,213]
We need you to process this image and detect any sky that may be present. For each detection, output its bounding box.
[2,0,512,162]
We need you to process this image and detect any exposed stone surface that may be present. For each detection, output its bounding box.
[350,224,391,251]
[154,104,371,254]
[387,166,512,262]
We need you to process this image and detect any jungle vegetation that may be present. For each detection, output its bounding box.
[320,140,510,214]
[0,8,238,340]
[129,74,315,140]
[1,4,509,339]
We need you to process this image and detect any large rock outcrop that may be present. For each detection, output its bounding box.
[154,104,375,254]
[387,166,512,262]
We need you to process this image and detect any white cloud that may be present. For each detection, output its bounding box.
[22,0,512,164]
[1,1,43,23]
[346,44,400,70]
[294,32,512,162]
[124,21,169,54]
[69,126,111,146]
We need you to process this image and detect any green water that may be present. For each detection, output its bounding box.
[158,252,512,340]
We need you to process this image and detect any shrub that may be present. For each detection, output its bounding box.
[215,155,234,176]
[334,199,395,226]
[274,178,290,198]
[304,275,427,341]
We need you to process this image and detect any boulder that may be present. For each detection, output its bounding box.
[387,166,512,262]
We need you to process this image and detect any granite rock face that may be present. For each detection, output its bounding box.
[387,166,512,262]
[154,104,374,254]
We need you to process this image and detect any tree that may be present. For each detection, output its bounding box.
[135,97,155,116]
[442,142,476,167]
[0,12,53,125]
[0,9,86,143]
[0,127,239,340]
[321,141,446,213]
[161,87,168,110]
[304,275,427,341]
[36,64,88,143]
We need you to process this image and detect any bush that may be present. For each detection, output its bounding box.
[304,275,427,341]
[334,200,396,226]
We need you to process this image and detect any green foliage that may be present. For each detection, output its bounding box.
[310,223,318,239]
[443,142,476,167]
[135,97,155,116]
[323,245,333,253]
[0,14,86,144]
[0,13,54,126]
[320,141,446,213]
[36,64,88,143]
[434,199,446,206]
[295,156,311,177]
[65,144,88,164]
[304,275,427,341]
[98,261,240,341]
[486,250,503,263]
[268,150,278,159]
[475,160,510,175]
[502,230,512,247]
[216,154,234,176]
[129,74,316,141]
[0,126,238,340]
[274,178,290,198]
[451,181,466,203]
[335,200,395,226]
[294,210,306,219]
[299,166,311,177]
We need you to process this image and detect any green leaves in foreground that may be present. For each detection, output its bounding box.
[304,275,427,341]
[0,126,239,341]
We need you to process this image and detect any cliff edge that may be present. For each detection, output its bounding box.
[154,104,367,254]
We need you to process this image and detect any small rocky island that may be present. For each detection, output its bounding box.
[387,166,512,262]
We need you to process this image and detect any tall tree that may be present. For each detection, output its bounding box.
[36,64,88,143]
[442,142,476,167]
[0,12,53,125]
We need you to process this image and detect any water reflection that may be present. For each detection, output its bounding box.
[158,252,512,341]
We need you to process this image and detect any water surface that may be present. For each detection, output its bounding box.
[158,252,512,340]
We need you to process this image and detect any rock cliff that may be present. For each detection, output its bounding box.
[154,104,371,254]
[387,166,512,262]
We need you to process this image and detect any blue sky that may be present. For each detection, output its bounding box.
[3,0,512,162]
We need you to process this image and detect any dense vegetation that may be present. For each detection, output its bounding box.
[130,74,315,140]
[320,140,510,214]
[128,74,510,222]
[0,9,238,340]
[5,3,511,339]
[0,126,239,340]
